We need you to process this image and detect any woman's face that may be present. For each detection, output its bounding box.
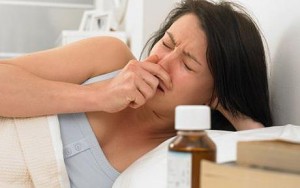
[147,13,214,118]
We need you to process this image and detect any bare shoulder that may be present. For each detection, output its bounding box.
[86,36,136,77]
[0,36,135,84]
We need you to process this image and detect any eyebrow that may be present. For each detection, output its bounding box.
[166,31,201,65]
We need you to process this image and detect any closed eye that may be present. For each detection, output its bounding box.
[184,62,193,71]
[162,41,173,50]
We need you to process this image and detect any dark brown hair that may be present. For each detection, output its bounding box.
[142,0,272,130]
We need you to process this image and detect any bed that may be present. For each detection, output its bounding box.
[112,125,300,188]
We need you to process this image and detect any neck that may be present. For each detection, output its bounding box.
[87,105,176,146]
[126,106,174,137]
[86,106,176,172]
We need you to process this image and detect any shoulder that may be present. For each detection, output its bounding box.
[85,37,135,77]
[87,36,131,55]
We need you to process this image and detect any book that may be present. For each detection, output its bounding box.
[237,140,300,173]
[201,160,300,188]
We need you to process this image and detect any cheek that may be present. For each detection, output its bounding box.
[172,74,214,104]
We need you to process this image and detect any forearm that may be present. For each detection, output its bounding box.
[0,64,97,117]
[217,105,264,131]
[0,54,167,117]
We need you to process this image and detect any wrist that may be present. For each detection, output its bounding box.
[83,79,111,113]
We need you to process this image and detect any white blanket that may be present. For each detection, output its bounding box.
[113,125,300,188]
[0,115,70,188]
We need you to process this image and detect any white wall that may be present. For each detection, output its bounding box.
[124,0,179,58]
[94,0,113,11]
[95,0,177,57]
[0,0,93,58]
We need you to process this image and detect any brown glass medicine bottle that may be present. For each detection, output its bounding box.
[167,105,216,188]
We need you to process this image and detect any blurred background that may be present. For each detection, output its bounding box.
[0,0,177,59]
[0,0,94,58]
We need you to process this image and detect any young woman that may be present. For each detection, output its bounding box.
[0,0,272,187]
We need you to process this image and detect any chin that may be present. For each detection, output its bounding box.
[147,98,177,115]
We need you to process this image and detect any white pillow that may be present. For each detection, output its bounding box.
[112,130,231,188]
[113,125,300,188]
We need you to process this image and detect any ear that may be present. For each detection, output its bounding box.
[207,92,219,110]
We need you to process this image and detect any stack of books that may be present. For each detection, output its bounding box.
[201,140,300,188]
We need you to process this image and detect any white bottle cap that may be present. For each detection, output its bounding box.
[175,105,211,130]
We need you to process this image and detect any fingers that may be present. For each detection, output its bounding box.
[142,55,172,90]
[126,58,172,91]
[143,54,159,63]
[128,88,148,109]
[123,79,153,109]
[126,67,159,109]
[127,89,145,109]
[135,73,158,99]
[112,57,172,110]
[140,62,172,90]
[135,67,159,91]
[144,55,171,89]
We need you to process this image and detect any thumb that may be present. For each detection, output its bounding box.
[143,54,159,63]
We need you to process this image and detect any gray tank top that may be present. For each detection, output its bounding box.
[59,70,120,188]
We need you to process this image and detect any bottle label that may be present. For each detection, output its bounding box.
[167,151,192,188]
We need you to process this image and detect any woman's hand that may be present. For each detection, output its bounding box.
[89,55,172,113]
[208,97,264,130]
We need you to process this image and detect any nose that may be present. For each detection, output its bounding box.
[157,49,181,71]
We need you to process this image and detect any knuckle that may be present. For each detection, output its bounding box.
[145,93,153,100]
[144,88,155,100]
[149,90,156,98]
[154,64,163,72]
[124,71,137,82]
[139,99,146,106]
[153,78,159,87]
[136,94,145,103]
[126,60,139,70]
[124,83,135,92]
